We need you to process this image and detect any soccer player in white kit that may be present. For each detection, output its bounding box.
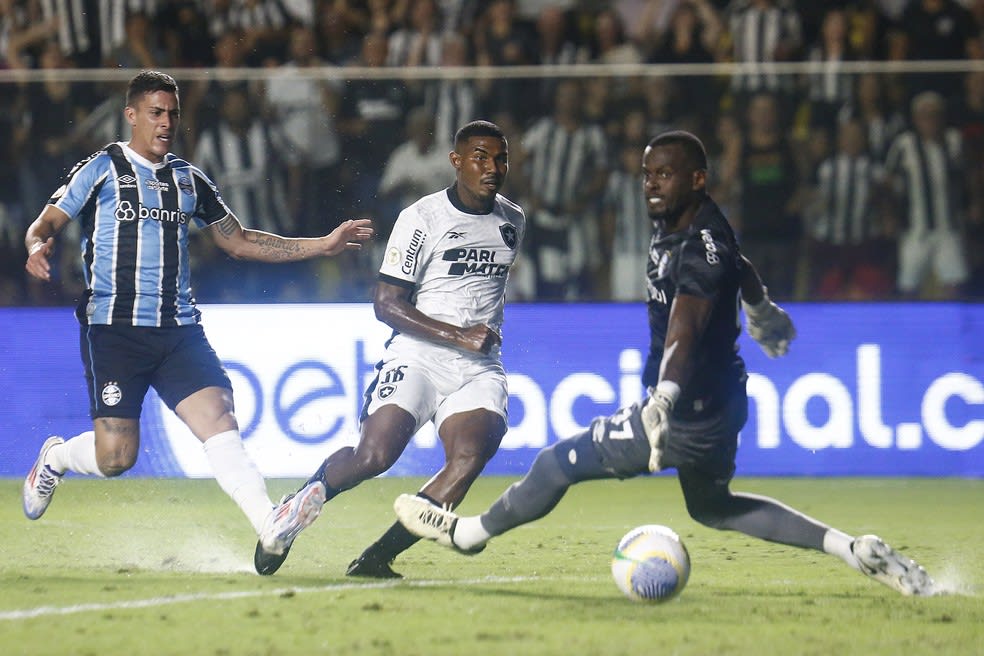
[255,120,526,576]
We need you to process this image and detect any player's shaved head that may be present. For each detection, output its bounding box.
[648,130,708,172]
[454,120,506,152]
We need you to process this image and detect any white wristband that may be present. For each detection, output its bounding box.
[655,380,681,404]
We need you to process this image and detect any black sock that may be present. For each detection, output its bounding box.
[362,521,421,562]
[306,459,341,501]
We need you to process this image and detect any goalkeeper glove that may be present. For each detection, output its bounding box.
[641,382,678,472]
[742,291,796,358]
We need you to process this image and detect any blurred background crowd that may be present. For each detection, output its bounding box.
[2,0,984,305]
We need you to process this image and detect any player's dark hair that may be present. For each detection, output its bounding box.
[454,120,506,150]
[648,130,708,171]
[126,71,179,108]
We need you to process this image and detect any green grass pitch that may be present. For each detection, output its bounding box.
[1,476,982,655]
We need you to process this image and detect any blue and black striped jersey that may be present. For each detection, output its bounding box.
[49,142,231,327]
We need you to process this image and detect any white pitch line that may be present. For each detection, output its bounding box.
[0,576,554,622]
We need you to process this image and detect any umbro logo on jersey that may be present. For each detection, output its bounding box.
[447,231,466,239]
[145,179,170,192]
[117,175,137,189]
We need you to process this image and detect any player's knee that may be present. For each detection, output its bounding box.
[684,493,732,530]
[97,452,137,477]
[531,443,575,486]
[351,446,398,479]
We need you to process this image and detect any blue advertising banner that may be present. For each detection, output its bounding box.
[1,303,981,478]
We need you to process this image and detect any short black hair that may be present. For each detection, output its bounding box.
[454,120,506,150]
[126,70,179,108]
[647,130,708,171]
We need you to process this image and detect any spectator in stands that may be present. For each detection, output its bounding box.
[646,0,722,64]
[647,0,723,134]
[101,0,163,68]
[38,0,102,67]
[591,8,643,65]
[954,72,984,274]
[804,8,857,134]
[423,32,476,149]
[377,106,452,229]
[520,78,609,300]
[265,25,344,237]
[722,91,802,299]
[338,30,410,220]
[1,0,59,69]
[386,0,442,67]
[209,0,302,67]
[159,0,215,67]
[885,91,968,299]
[894,0,981,104]
[473,0,538,124]
[314,0,363,64]
[193,86,298,301]
[837,73,906,163]
[532,5,585,115]
[724,0,803,111]
[807,117,893,299]
[601,139,649,301]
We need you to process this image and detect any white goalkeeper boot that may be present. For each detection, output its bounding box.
[851,534,936,596]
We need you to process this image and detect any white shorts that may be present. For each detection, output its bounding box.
[898,229,968,292]
[363,347,508,434]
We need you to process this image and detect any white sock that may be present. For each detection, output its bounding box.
[45,431,105,476]
[452,515,492,551]
[823,528,860,571]
[203,430,273,534]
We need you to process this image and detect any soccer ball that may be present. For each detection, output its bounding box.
[611,524,690,603]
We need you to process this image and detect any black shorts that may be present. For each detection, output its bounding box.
[80,323,231,419]
[590,389,748,482]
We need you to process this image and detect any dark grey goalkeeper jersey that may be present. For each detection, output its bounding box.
[642,197,747,420]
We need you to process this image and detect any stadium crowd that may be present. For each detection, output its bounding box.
[2,0,984,304]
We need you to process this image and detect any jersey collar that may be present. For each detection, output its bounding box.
[446,183,495,216]
[120,142,171,170]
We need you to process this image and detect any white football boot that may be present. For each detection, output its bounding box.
[851,534,936,596]
[254,481,326,575]
[393,494,484,554]
[23,436,65,520]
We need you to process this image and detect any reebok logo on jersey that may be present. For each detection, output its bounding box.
[446,231,466,239]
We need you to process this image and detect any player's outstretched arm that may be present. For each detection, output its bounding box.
[738,254,796,358]
[207,214,374,262]
[374,280,502,354]
[24,205,72,282]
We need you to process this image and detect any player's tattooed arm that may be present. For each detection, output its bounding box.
[208,214,373,262]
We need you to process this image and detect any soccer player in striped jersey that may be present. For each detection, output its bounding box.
[254,120,525,577]
[395,130,936,597]
[21,71,373,566]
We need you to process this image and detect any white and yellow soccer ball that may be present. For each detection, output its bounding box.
[611,524,690,603]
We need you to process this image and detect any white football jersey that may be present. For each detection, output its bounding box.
[379,187,526,357]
